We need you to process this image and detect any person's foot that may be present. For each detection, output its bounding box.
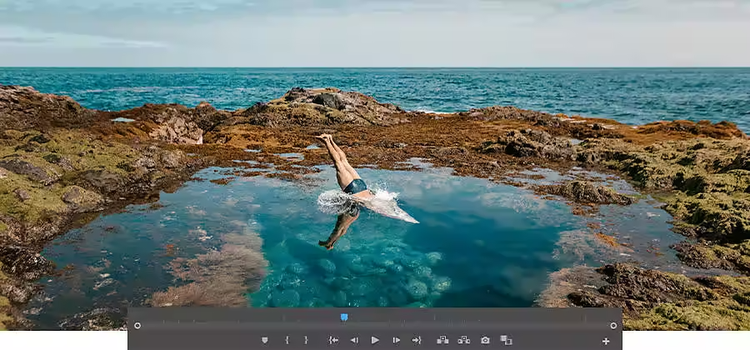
[315,134,331,141]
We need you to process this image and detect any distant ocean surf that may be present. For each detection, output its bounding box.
[1,67,748,131]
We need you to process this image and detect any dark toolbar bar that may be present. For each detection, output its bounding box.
[127,308,622,350]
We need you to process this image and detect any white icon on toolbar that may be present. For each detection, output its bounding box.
[437,336,449,345]
[329,336,340,345]
[481,336,490,345]
[412,336,422,345]
[457,336,470,345]
[262,337,269,344]
[305,336,309,345]
[501,335,513,346]
[351,337,359,344]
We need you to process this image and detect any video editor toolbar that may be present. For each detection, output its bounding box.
[127,308,622,350]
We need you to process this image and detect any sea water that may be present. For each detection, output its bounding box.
[1,67,748,131]
[26,165,685,328]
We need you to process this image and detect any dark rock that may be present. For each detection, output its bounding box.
[42,154,74,171]
[29,134,51,144]
[0,158,59,185]
[13,189,31,202]
[312,93,345,110]
[595,263,717,303]
[535,181,635,205]
[0,245,54,281]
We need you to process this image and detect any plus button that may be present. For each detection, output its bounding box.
[602,338,610,346]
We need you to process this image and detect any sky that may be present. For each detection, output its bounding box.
[0,0,749,67]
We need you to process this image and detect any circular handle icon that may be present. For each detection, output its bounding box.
[610,322,618,330]
[133,322,142,330]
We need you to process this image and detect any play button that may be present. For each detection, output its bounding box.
[371,337,379,344]
[393,337,401,344]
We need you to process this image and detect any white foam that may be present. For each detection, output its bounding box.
[414,109,452,115]
[317,190,357,214]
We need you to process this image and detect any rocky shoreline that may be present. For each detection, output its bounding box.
[1,84,748,330]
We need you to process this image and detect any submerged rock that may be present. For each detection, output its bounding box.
[404,280,429,300]
[271,289,301,307]
[317,259,336,274]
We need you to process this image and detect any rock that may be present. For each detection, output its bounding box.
[29,134,51,144]
[0,167,7,179]
[61,186,104,212]
[425,252,443,265]
[159,150,185,169]
[332,290,348,307]
[0,245,54,281]
[242,88,406,127]
[285,262,307,275]
[134,156,157,170]
[432,276,452,292]
[414,266,432,277]
[0,158,59,185]
[148,113,204,145]
[312,93,345,110]
[0,278,37,304]
[78,169,125,195]
[404,280,429,300]
[346,280,375,297]
[271,289,301,307]
[0,85,101,131]
[318,259,336,274]
[481,129,576,161]
[58,308,126,331]
[279,274,302,290]
[42,154,75,171]
[535,181,635,205]
[13,189,31,202]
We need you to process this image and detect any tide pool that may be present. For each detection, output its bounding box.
[26,164,682,329]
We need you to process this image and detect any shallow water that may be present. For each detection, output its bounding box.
[27,165,684,328]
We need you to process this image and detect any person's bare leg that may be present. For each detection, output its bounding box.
[327,136,362,180]
[319,210,359,250]
[318,135,353,191]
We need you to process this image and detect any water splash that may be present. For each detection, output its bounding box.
[316,184,400,215]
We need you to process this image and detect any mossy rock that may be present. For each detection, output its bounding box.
[628,300,750,330]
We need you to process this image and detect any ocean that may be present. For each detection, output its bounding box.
[1,67,749,131]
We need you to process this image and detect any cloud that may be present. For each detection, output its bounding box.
[0,0,748,66]
[0,25,166,48]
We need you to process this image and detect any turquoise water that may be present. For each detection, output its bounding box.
[27,164,684,328]
[1,68,749,131]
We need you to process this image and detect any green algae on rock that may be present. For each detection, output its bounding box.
[540,263,750,330]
